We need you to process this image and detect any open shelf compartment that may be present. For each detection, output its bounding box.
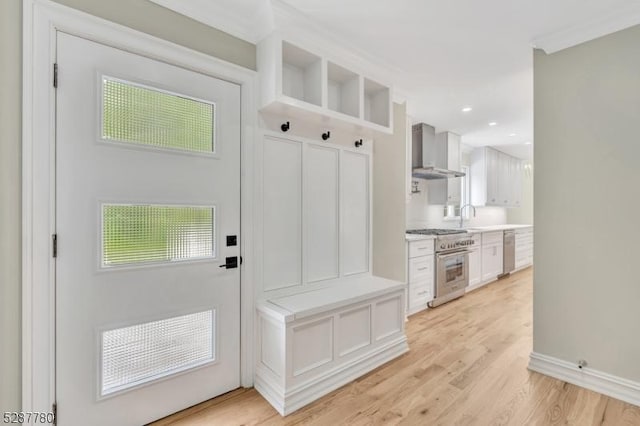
[327,61,360,118]
[281,41,323,107]
[364,78,390,127]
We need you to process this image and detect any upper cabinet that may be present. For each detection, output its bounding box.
[471,147,522,208]
[258,35,393,135]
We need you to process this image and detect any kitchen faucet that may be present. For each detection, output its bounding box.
[459,204,477,228]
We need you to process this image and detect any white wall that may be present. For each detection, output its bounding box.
[533,25,640,382]
[372,103,408,282]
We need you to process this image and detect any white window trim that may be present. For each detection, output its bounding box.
[22,0,257,417]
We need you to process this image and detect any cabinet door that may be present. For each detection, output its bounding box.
[447,176,461,205]
[485,148,500,205]
[497,152,511,206]
[482,244,503,282]
[511,158,522,208]
[468,248,482,287]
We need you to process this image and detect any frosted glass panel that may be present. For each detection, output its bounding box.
[102,204,215,267]
[102,77,215,153]
[101,310,215,396]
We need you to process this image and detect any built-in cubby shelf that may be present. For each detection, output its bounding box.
[258,35,393,135]
[281,42,322,107]
[327,61,360,118]
[364,78,390,127]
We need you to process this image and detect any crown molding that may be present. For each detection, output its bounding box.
[532,3,640,54]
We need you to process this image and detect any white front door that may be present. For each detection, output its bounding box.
[55,32,241,426]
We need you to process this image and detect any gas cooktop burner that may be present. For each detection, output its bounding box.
[406,228,468,236]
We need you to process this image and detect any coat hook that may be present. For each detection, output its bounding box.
[322,131,331,141]
[281,121,290,132]
[354,139,363,148]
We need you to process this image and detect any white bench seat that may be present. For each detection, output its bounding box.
[255,275,409,416]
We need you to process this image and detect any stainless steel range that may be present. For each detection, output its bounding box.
[406,229,475,307]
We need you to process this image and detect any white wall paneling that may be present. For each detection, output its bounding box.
[341,151,370,276]
[258,131,372,300]
[262,136,303,291]
[305,145,340,283]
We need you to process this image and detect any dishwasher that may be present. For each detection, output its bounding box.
[502,230,516,275]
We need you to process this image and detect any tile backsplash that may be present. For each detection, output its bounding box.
[406,179,507,229]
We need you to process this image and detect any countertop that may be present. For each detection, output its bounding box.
[405,224,533,241]
[405,234,436,242]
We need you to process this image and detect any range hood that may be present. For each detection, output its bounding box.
[412,123,465,180]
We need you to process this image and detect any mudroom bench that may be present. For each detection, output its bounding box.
[254,275,409,415]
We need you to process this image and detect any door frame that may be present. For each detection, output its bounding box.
[22,0,257,418]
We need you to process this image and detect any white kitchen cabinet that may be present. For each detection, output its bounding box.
[467,233,482,289]
[510,157,523,208]
[427,132,462,205]
[481,231,504,282]
[406,238,435,315]
[497,152,511,206]
[257,34,393,135]
[515,227,533,270]
[471,147,523,208]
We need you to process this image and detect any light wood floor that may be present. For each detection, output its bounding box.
[152,268,640,425]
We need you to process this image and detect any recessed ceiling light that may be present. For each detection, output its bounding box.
[489,122,497,126]
[462,106,473,112]
[524,141,532,145]
[509,133,517,137]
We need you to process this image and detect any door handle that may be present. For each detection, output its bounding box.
[219,256,238,269]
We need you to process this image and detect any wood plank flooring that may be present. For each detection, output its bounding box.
[151,268,640,425]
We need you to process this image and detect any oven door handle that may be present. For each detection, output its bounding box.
[437,250,471,259]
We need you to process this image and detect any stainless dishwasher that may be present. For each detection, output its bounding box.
[503,230,515,275]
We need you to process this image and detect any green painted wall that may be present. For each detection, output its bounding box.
[534,25,640,381]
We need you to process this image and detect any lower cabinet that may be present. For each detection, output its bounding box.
[482,231,504,283]
[468,247,482,288]
[515,227,533,270]
[255,277,409,416]
[406,238,435,315]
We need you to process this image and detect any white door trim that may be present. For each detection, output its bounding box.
[22,0,257,418]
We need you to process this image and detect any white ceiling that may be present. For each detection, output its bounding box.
[151,0,640,159]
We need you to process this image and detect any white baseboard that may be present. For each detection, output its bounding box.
[256,336,409,416]
[528,352,640,407]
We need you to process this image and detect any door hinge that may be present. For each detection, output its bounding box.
[52,234,58,258]
[52,402,57,425]
[53,63,58,88]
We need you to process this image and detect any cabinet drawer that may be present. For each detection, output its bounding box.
[409,240,434,258]
[409,281,433,303]
[515,228,533,236]
[408,256,433,282]
[482,231,503,245]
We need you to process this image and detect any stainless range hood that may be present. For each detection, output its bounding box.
[412,123,465,180]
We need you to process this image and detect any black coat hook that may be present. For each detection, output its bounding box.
[355,139,363,148]
[281,121,290,132]
[322,131,331,141]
